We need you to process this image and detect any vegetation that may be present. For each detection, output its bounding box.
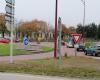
[0,44,31,56]
[0,57,100,79]
[41,46,53,52]
[0,44,53,56]
[0,13,9,38]
[16,20,48,39]
[61,24,76,40]
[76,23,100,40]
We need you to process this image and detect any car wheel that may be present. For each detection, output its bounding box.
[93,52,97,56]
[77,48,79,51]
[83,49,85,52]
[85,51,87,55]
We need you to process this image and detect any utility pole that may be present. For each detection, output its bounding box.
[54,0,58,58]
[81,0,86,43]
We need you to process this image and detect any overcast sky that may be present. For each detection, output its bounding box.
[0,0,100,27]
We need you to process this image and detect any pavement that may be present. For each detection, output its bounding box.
[0,73,91,80]
[0,42,84,62]
[0,42,100,62]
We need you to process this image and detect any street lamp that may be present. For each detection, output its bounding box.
[54,0,58,58]
[81,0,86,43]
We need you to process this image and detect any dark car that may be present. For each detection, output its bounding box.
[0,38,10,44]
[75,43,85,51]
[84,44,100,56]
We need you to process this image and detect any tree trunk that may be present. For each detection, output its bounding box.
[2,31,5,38]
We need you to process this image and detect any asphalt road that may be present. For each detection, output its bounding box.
[0,42,100,62]
[0,73,91,80]
[0,42,85,62]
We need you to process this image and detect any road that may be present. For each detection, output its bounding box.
[0,42,100,62]
[0,73,92,80]
[0,42,84,62]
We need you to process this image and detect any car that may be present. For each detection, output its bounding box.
[66,37,75,48]
[84,43,100,56]
[66,41,74,48]
[14,39,21,43]
[61,40,65,46]
[0,37,10,44]
[75,43,85,51]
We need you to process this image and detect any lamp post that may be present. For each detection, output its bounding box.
[81,0,86,43]
[54,0,58,58]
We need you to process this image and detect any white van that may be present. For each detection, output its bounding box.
[67,41,74,48]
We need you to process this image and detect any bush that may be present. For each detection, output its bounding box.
[84,42,93,48]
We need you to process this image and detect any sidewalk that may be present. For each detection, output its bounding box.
[0,73,90,80]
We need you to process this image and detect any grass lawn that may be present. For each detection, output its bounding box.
[0,44,31,56]
[41,46,53,52]
[0,44,53,56]
[0,57,100,79]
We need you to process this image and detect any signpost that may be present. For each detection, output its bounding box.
[5,0,15,5]
[23,36,29,45]
[71,34,82,56]
[23,36,29,50]
[58,17,62,64]
[71,34,82,44]
[5,0,15,63]
[5,5,14,15]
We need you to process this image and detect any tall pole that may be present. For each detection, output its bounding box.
[58,17,62,64]
[54,0,58,58]
[81,0,85,43]
[5,0,15,63]
[10,0,15,63]
[10,15,14,63]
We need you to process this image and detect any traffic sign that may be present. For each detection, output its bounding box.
[5,0,15,23]
[23,36,29,45]
[5,4,14,14]
[5,0,15,5]
[5,16,12,22]
[71,34,82,44]
[5,14,14,23]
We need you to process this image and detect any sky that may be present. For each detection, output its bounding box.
[0,0,100,27]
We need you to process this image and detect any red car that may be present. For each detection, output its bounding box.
[0,38,10,44]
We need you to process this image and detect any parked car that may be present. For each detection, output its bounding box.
[14,39,21,43]
[75,43,85,51]
[0,38,10,44]
[66,41,74,48]
[61,40,65,46]
[84,43,100,56]
[66,37,75,48]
